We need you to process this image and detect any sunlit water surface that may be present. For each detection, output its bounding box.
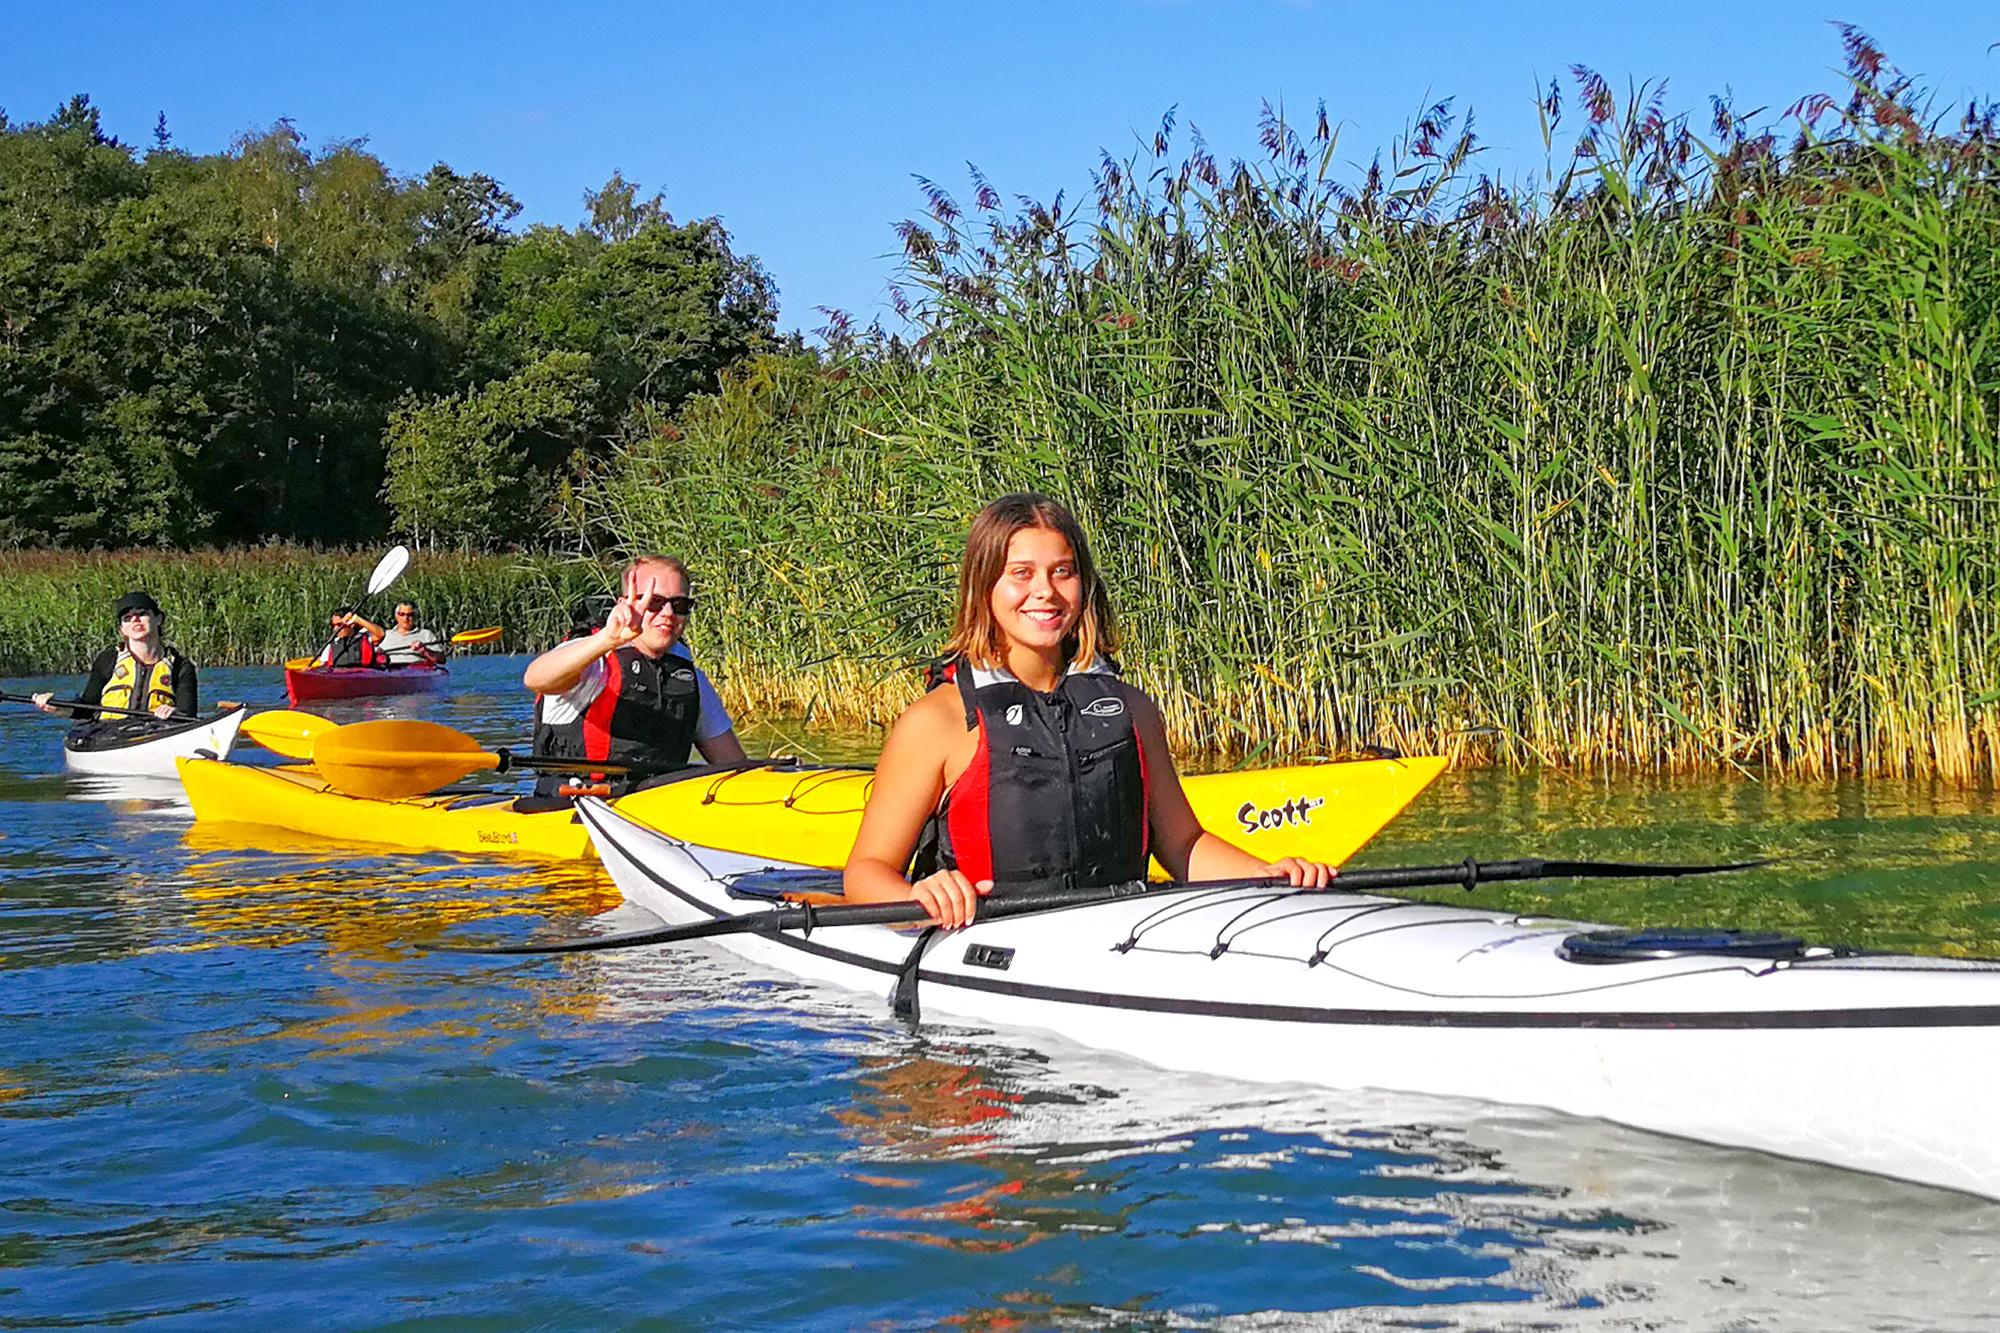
[4,656,1999,1329]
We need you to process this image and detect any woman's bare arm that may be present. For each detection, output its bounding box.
[843,690,988,927]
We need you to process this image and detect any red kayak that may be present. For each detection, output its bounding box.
[284,662,449,706]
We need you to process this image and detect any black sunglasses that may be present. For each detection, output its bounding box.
[642,594,696,616]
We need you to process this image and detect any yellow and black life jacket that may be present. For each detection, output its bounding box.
[100,649,179,713]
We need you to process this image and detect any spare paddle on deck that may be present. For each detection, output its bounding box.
[240,709,336,759]
[445,855,1773,956]
[309,718,641,799]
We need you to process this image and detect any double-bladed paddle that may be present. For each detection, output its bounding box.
[289,545,413,670]
[239,709,338,759]
[308,718,650,799]
[6,693,328,761]
[445,855,1772,957]
[378,624,499,668]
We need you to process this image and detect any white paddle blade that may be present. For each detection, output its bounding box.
[366,544,412,596]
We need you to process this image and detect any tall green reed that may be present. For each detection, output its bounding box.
[597,32,2000,780]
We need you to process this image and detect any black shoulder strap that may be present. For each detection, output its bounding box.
[924,653,979,729]
[952,665,978,729]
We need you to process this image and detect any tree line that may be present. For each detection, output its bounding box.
[0,96,780,549]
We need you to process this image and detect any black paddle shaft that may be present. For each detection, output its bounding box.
[0,689,218,723]
[488,753,786,780]
[444,855,1770,957]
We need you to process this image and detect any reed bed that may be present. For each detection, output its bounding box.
[599,36,2000,780]
[0,549,599,674]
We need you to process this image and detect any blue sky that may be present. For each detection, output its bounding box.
[6,2,1996,336]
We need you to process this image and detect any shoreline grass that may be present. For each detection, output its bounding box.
[0,548,600,674]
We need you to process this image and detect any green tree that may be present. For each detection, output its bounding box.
[0,106,775,548]
[382,350,597,548]
[583,169,668,243]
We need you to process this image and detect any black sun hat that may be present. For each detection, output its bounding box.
[114,590,164,621]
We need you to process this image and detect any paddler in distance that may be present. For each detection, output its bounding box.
[33,590,197,720]
[523,555,747,798]
[351,601,446,665]
[843,492,1333,929]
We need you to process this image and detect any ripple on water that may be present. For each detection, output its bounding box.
[3,659,2000,1328]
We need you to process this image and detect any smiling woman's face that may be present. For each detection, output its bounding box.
[988,525,1081,655]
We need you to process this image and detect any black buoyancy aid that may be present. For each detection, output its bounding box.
[915,653,1151,890]
[534,645,702,792]
[100,649,179,712]
[322,633,381,669]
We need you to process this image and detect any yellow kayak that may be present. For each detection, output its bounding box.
[176,754,1447,869]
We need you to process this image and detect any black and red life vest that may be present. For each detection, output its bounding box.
[321,632,382,669]
[533,644,701,795]
[913,654,1152,890]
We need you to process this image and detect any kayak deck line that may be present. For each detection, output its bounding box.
[582,812,2000,1032]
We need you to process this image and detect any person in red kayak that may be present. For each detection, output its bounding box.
[523,555,747,796]
[313,608,385,669]
[32,590,198,720]
[843,493,1334,929]
[351,601,446,665]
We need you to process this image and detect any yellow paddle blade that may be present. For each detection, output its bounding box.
[284,656,318,671]
[450,625,503,646]
[241,709,336,759]
[309,718,501,800]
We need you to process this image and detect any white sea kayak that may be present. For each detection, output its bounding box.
[575,796,2000,1201]
[63,708,247,778]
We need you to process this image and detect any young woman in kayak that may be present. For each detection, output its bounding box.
[32,590,197,720]
[844,493,1333,929]
[524,555,748,795]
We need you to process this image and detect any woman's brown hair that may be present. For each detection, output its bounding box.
[941,493,1118,670]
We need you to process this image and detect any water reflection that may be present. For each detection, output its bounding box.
[7,660,2000,1328]
[818,1031,2000,1327]
[1370,768,2000,955]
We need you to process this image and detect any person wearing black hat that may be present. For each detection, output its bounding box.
[312,605,387,669]
[32,590,198,719]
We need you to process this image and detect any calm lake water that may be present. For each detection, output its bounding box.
[4,655,2000,1329]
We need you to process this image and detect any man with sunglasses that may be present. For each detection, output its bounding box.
[353,601,446,666]
[523,554,746,797]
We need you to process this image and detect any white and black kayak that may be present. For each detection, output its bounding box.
[63,708,247,778]
[574,796,2000,1201]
